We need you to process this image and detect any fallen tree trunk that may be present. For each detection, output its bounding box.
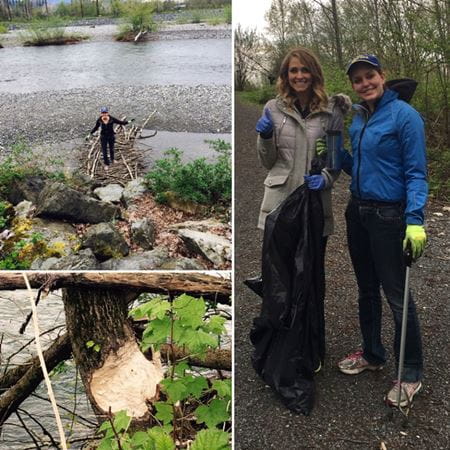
[0,273,231,303]
[159,344,231,371]
[0,333,71,428]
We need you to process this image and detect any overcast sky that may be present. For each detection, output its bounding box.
[233,0,273,32]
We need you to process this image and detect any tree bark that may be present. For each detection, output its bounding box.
[62,287,163,425]
[0,333,71,428]
[0,273,231,303]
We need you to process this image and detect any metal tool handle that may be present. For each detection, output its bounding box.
[396,241,413,408]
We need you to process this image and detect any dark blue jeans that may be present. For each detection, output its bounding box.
[345,197,423,382]
[101,135,115,165]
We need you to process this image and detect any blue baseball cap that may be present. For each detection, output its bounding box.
[346,54,381,75]
[100,106,109,113]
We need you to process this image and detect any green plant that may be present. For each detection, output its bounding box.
[144,140,231,207]
[0,24,7,33]
[0,201,11,230]
[427,146,450,201]
[238,84,277,105]
[97,294,231,449]
[116,0,157,39]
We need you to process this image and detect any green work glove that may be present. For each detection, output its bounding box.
[403,225,426,260]
[315,138,326,156]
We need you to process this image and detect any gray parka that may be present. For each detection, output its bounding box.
[257,95,350,236]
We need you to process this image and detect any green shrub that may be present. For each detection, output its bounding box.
[0,201,11,230]
[239,84,276,105]
[0,24,7,34]
[428,146,450,202]
[95,294,231,449]
[144,140,231,206]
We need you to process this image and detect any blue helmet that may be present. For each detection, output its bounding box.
[100,106,109,113]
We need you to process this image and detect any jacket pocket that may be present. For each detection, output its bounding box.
[264,173,289,188]
[261,173,290,214]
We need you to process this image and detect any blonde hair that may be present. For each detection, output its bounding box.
[276,47,328,111]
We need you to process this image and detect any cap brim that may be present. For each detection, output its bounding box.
[346,60,379,75]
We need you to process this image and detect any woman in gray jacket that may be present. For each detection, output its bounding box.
[256,47,349,262]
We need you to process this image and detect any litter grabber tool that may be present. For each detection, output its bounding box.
[386,241,415,423]
[396,241,414,409]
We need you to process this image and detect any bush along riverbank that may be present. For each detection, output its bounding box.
[0,140,231,270]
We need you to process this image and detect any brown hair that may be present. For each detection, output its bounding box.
[276,47,328,111]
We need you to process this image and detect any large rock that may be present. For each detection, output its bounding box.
[170,219,230,234]
[131,218,156,250]
[81,222,129,261]
[68,173,101,195]
[122,178,148,208]
[7,175,47,205]
[29,217,80,257]
[31,248,98,270]
[99,247,204,270]
[36,182,121,223]
[94,184,124,204]
[14,200,35,218]
[176,229,231,268]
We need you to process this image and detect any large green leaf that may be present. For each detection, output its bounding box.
[195,398,230,429]
[130,431,150,448]
[212,379,232,399]
[203,315,227,335]
[129,297,170,320]
[173,294,206,328]
[113,410,131,433]
[190,429,230,450]
[160,378,189,403]
[184,375,209,399]
[154,402,173,425]
[141,317,171,348]
[178,328,218,354]
[147,427,175,450]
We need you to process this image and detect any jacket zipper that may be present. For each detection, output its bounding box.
[355,106,370,197]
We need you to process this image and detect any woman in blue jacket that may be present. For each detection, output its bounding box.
[337,55,427,407]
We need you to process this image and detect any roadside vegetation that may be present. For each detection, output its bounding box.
[235,0,449,201]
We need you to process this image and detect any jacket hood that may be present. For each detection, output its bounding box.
[385,78,418,103]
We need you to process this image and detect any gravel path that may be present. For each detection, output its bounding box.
[235,96,450,449]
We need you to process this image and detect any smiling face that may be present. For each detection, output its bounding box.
[349,63,385,108]
[101,112,110,123]
[287,56,313,97]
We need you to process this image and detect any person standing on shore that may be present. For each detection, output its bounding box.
[89,107,128,170]
[337,54,427,407]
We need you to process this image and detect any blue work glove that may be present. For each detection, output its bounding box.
[256,108,273,135]
[304,174,326,190]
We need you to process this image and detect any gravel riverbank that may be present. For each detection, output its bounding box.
[0,84,231,151]
[0,22,231,153]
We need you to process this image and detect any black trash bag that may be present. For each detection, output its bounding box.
[247,178,326,415]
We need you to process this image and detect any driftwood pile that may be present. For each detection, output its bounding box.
[83,111,156,185]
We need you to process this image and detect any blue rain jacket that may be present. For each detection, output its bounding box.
[348,89,427,225]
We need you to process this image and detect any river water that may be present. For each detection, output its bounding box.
[0,38,231,94]
[0,290,95,449]
[0,288,231,449]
